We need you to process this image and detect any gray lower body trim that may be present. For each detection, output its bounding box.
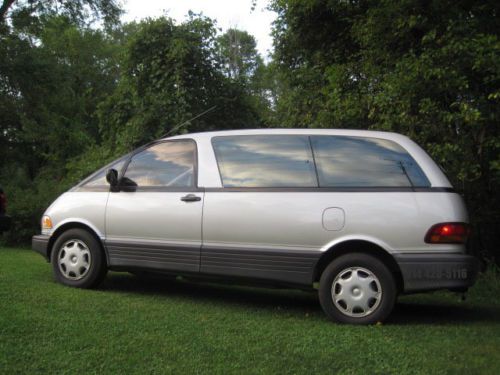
[106,240,201,273]
[394,253,480,293]
[106,240,320,286]
[200,246,321,286]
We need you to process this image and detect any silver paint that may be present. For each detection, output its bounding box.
[105,191,203,247]
[322,207,345,231]
[39,129,469,272]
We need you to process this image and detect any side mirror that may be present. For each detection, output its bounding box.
[106,168,118,187]
[120,176,138,192]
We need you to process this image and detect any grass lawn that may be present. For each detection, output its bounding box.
[1,247,499,374]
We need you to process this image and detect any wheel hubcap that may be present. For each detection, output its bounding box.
[331,267,382,318]
[57,239,91,281]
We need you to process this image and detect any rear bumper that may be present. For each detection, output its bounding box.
[394,253,480,293]
[0,215,11,232]
[32,234,50,262]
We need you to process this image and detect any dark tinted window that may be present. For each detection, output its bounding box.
[82,157,127,187]
[311,136,430,187]
[123,140,196,187]
[212,135,317,187]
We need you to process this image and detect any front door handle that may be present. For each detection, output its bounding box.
[180,194,201,202]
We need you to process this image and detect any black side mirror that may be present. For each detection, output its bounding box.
[119,176,138,192]
[106,168,118,187]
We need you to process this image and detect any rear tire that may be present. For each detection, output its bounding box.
[319,253,396,324]
[51,229,107,288]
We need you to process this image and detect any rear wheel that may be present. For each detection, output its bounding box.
[51,229,107,288]
[319,253,396,324]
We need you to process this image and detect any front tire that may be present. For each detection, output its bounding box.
[51,229,107,288]
[319,253,396,324]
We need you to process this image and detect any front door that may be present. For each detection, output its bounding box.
[105,139,203,273]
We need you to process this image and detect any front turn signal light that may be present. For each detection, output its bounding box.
[42,215,53,230]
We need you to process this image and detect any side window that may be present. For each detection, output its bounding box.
[123,140,196,188]
[212,135,317,188]
[82,158,127,188]
[310,136,430,187]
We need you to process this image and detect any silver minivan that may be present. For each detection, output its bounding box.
[32,129,479,324]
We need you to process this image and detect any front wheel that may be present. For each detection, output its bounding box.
[51,228,107,288]
[319,253,396,324]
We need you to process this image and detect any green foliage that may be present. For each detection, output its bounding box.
[1,171,69,245]
[217,28,277,127]
[98,16,261,151]
[0,3,126,241]
[271,0,500,261]
[218,28,261,82]
[0,7,267,245]
[1,7,123,244]
[1,0,122,27]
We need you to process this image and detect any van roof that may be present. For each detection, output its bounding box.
[166,128,409,142]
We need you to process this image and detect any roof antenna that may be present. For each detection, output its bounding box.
[161,105,217,138]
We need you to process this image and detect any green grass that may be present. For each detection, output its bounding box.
[1,248,499,374]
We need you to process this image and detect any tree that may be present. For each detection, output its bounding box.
[98,16,261,152]
[0,1,122,244]
[0,0,121,26]
[0,16,121,167]
[271,0,500,261]
[217,28,277,127]
[218,28,261,82]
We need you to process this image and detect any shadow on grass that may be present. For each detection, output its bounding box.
[389,301,500,325]
[102,272,320,313]
[101,272,500,325]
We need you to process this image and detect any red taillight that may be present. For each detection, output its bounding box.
[425,222,470,244]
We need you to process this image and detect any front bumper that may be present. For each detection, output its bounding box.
[0,215,11,232]
[32,234,50,262]
[394,253,480,293]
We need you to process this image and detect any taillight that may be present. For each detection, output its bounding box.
[425,222,470,244]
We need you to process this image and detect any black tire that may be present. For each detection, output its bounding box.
[50,228,107,288]
[319,253,396,324]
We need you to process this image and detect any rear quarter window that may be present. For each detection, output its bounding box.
[310,136,430,187]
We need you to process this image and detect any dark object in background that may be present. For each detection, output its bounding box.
[0,185,11,233]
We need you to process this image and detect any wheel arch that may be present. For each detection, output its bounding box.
[313,240,404,292]
[47,221,107,263]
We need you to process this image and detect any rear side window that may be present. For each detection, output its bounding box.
[212,135,317,187]
[123,140,196,188]
[310,136,430,187]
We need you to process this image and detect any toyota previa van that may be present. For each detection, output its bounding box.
[32,129,479,324]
